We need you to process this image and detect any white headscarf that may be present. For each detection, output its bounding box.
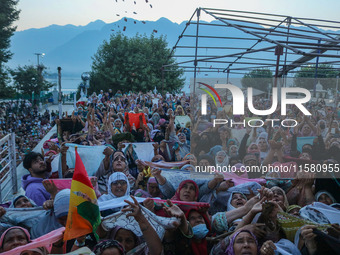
[256,132,269,162]
[215,150,229,167]
[227,192,247,212]
[98,172,131,202]
[114,119,124,133]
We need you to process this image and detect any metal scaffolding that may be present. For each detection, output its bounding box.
[163,8,340,93]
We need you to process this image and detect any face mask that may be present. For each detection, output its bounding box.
[192,223,209,239]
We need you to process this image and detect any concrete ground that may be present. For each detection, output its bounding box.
[38,103,76,115]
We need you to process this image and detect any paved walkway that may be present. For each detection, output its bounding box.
[38,103,76,115]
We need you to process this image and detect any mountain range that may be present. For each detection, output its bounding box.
[8,17,340,91]
[8,18,187,77]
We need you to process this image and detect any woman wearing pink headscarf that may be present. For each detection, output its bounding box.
[0,226,31,253]
[134,177,164,198]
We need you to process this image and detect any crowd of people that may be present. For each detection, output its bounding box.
[0,88,339,255]
[0,100,56,179]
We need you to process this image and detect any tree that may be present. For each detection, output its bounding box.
[90,33,184,94]
[294,64,340,90]
[241,69,273,91]
[0,0,20,98]
[0,67,15,98]
[10,65,54,97]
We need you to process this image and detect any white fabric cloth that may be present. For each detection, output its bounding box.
[275,238,301,255]
[175,116,191,127]
[98,196,146,211]
[300,202,340,224]
[101,205,179,237]
[123,142,155,161]
[65,143,106,175]
[3,207,45,227]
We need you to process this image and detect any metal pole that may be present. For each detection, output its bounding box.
[335,76,339,109]
[314,39,321,97]
[283,17,291,87]
[274,45,283,87]
[10,133,17,194]
[58,67,62,119]
[84,81,87,97]
[74,92,77,110]
[193,8,201,95]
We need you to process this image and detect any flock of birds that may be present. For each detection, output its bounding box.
[111,0,157,33]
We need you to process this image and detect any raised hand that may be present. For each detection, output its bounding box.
[122,196,143,221]
[43,199,54,210]
[150,167,162,178]
[103,147,114,157]
[260,240,276,255]
[300,225,317,242]
[163,200,184,219]
[152,143,160,150]
[143,198,155,212]
[251,197,266,214]
[42,180,58,198]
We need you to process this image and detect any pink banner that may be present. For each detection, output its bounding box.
[51,177,97,190]
[222,172,266,186]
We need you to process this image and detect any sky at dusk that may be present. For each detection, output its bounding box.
[15,0,340,31]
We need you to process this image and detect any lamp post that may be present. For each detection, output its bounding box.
[34,53,45,67]
[34,53,45,87]
[268,83,272,100]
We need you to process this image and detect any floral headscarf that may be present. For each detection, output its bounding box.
[93,240,125,255]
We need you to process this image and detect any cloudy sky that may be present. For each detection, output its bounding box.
[15,0,340,31]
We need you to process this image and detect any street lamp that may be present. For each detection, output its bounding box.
[34,53,45,67]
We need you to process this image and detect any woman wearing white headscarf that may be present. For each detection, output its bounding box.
[256,132,270,163]
[215,150,229,168]
[113,119,124,134]
[212,192,250,234]
[98,172,131,202]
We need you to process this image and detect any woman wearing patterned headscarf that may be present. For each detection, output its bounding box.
[93,239,125,255]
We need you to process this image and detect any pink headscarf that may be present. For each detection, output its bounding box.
[158,118,166,126]
[0,226,31,249]
[147,177,157,190]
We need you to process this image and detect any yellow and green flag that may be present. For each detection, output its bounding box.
[64,147,101,241]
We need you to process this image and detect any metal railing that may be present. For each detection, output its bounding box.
[0,133,18,203]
